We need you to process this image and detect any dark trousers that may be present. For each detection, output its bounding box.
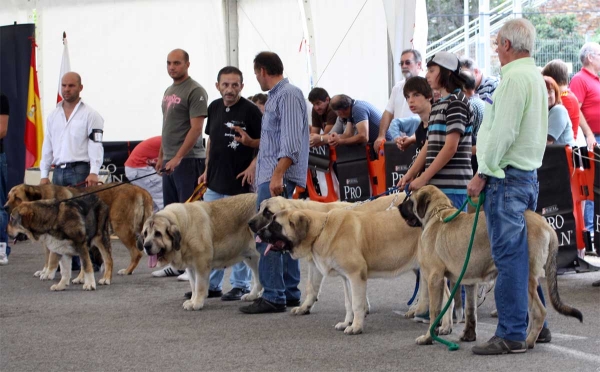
[162,158,205,206]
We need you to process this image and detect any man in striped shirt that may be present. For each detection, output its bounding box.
[459,56,499,103]
[240,52,309,314]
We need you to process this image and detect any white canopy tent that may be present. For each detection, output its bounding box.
[1,0,426,141]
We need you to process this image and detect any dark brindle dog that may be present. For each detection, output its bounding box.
[7,195,112,291]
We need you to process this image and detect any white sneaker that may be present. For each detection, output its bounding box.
[0,243,8,266]
[177,271,190,281]
[151,265,183,277]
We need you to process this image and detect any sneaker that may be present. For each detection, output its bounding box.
[177,271,190,281]
[413,311,430,324]
[286,298,301,307]
[221,288,250,301]
[240,298,286,314]
[0,255,7,266]
[184,290,222,300]
[472,336,527,355]
[535,327,552,344]
[152,265,184,277]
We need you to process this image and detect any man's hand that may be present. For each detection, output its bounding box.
[233,126,253,147]
[309,133,321,147]
[155,158,164,174]
[585,133,597,151]
[40,178,51,185]
[467,175,486,197]
[269,174,285,197]
[409,175,427,191]
[396,135,415,151]
[328,132,341,148]
[397,171,414,190]
[198,171,207,185]
[164,156,182,175]
[374,136,386,155]
[86,173,99,187]
[237,162,256,187]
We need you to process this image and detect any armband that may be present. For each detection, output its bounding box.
[89,129,103,142]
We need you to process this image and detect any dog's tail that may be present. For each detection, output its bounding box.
[546,227,583,322]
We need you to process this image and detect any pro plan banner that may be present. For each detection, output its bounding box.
[384,142,418,192]
[336,144,370,202]
[536,145,578,270]
[102,141,142,182]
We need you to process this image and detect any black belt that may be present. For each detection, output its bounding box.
[55,161,90,169]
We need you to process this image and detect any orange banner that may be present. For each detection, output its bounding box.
[25,39,44,168]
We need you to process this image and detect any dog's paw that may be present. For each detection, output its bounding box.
[117,269,130,275]
[183,300,204,311]
[50,283,67,291]
[335,321,351,331]
[98,278,111,285]
[241,293,259,302]
[40,272,53,281]
[438,325,452,336]
[290,306,310,315]
[415,335,433,345]
[71,277,84,285]
[344,325,363,335]
[459,328,477,342]
[82,282,97,291]
[34,270,43,277]
[404,309,416,318]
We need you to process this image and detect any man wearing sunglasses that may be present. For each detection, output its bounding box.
[374,49,423,152]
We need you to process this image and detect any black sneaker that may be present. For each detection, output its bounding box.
[536,327,552,344]
[184,290,222,300]
[286,298,301,307]
[221,288,250,301]
[240,298,286,314]
[472,336,527,355]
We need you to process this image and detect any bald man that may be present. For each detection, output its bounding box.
[40,71,104,187]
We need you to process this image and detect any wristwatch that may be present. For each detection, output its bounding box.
[477,172,488,180]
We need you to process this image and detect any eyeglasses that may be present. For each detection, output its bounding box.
[400,60,414,66]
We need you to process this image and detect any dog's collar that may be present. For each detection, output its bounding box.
[431,204,455,222]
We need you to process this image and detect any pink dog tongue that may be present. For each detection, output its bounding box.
[264,244,273,256]
[148,254,158,268]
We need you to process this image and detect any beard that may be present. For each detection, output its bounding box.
[402,70,414,79]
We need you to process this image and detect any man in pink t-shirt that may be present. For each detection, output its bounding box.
[125,136,163,211]
[570,42,600,239]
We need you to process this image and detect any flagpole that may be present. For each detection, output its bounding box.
[57,31,71,104]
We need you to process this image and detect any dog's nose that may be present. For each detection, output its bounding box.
[144,243,152,250]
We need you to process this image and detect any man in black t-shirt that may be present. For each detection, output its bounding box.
[197,66,262,301]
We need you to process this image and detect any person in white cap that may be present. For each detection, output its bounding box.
[398,51,473,210]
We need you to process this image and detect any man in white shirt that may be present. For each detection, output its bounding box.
[40,72,104,187]
[374,49,423,152]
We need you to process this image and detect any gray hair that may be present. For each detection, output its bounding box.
[459,56,478,72]
[401,49,422,64]
[580,42,600,66]
[498,18,536,54]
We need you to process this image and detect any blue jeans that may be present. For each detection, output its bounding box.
[256,181,301,304]
[445,192,468,212]
[484,167,538,341]
[583,134,600,232]
[206,188,252,291]
[0,153,10,256]
[52,162,90,187]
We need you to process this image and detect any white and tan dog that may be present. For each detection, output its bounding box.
[138,193,262,311]
[254,206,423,335]
[399,185,583,347]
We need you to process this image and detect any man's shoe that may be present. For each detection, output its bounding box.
[535,327,552,344]
[412,311,430,324]
[286,299,301,307]
[221,288,250,301]
[152,265,184,277]
[240,298,286,314]
[0,255,8,266]
[184,290,222,300]
[472,336,527,355]
[177,271,190,281]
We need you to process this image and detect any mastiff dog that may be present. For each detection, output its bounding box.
[399,185,583,347]
[5,183,153,279]
[138,193,262,311]
[254,206,424,335]
[7,195,112,291]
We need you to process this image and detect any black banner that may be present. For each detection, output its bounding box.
[102,140,142,182]
[384,142,418,191]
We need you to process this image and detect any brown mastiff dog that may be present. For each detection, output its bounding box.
[399,185,583,347]
[7,195,112,291]
[5,183,153,280]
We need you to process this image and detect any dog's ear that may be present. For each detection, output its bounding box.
[291,211,309,242]
[167,223,182,251]
[416,192,431,220]
[136,233,144,251]
[24,185,43,201]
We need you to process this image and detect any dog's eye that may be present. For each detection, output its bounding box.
[155,231,162,238]
[263,209,273,218]
[143,231,147,238]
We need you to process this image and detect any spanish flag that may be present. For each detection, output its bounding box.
[25,38,44,168]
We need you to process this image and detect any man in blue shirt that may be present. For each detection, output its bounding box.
[328,95,392,147]
[240,52,309,314]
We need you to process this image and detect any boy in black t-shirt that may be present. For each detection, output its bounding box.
[395,76,433,153]
[195,67,262,301]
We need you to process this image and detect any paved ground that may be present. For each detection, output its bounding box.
[1,239,599,372]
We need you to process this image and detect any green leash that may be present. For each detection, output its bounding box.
[428,193,485,351]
